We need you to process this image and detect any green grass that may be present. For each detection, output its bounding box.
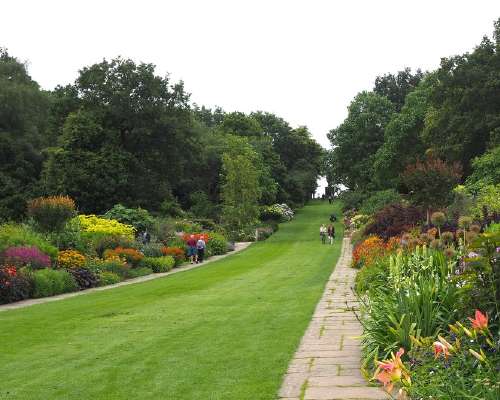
[0,201,343,400]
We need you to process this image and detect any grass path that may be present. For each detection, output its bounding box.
[0,201,342,400]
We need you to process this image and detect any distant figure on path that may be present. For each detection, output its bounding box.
[142,230,151,245]
[196,236,206,263]
[328,194,333,204]
[320,224,327,244]
[327,224,335,245]
[187,234,198,264]
[329,213,337,223]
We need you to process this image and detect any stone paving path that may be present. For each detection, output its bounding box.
[0,242,252,312]
[279,238,388,400]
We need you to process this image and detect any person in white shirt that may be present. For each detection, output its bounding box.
[320,224,327,244]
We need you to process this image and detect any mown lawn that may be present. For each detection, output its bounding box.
[0,201,343,400]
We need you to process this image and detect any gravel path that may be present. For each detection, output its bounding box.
[0,242,252,312]
[278,238,388,400]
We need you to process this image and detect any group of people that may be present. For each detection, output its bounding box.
[320,223,335,244]
[186,234,207,264]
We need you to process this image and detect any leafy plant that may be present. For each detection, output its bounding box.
[93,235,137,257]
[139,256,175,273]
[68,268,99,289]
[127,267,153,278]
[103,204,154,232]
[103,247,143,267]
[0,223,58,261]
[161,246,185,266]
[77,215,135,239]
[364,203,424,239]
[140,242,164,258]
[98,271,121,286]
[32,268,78,298]
[27,196,76,232]
[206,232,228,256]
[360,189,402,215]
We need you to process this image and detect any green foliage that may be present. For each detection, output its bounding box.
[465,146,500,192]
[139,256,175,273]
[0,49,49,221]
[359,189,401,215]
[422,22,500,175]
[221,136,261,231]
[328,91,394,190]
[360,248,459,370]
[189,191,216,219]
[93,235,137,258]
[127,267,154,278]
[470,184,500,218]
[140,242,164,258]
[374,67,424,111]
[98,271,121,286]
[32,268,78,298]
[104,204,154,232]
[0,223,58,260]
[206,233,228,256]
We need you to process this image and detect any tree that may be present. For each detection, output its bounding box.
[42,57,194,212]
[0,48,49,220]
[465,146,500,193]
[422,19,500,175]
[328,92,394,190]
[221,137,261,232]
[374,67,424,111]
[401,157,462,223]
[373,74,435,188]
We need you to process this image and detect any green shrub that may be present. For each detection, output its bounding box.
[32,269,78,298]
[47,218,92,254]
[104,204,154,232]
[206,233,228,256]
[0,223,58,261]
[140,242,164,257]
[127,267,153,278]
[359,189,402,215]
[139,256,175,273]
[354,258,388,294]
[98,271,121,286]
[27,196,76,232]
[470,184,500,218]
[151,218,176,243]
[93,235,137,257]
[100,259,130,277]
[174,220,202,233]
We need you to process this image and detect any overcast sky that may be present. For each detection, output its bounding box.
[2,1,499,149]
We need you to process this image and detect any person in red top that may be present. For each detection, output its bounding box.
[186,234,198,264]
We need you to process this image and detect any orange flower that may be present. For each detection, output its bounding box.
[374,348,410,393]
[468,310,488,331]
[433,342,450,359]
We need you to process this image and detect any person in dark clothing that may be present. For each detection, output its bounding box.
[329,214,337,222]
[327,224,335,244]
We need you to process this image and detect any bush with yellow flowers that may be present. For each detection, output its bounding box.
[76,215,135,239]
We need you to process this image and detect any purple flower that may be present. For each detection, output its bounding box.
[467,251,479,258]
[3,246,51,269]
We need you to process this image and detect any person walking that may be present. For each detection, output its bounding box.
[196,235,206,263]
[320,224,327,244]
[186,234,198,264]
[327,224,335,245]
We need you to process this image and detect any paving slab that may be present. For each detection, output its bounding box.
[278,238,388,400]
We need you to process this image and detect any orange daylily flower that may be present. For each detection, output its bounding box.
[433,342,450,359]
[468,310,488,331]
[374,348,410,393]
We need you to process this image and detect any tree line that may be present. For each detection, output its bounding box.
[327,18,500,215]
[0,51,324,223]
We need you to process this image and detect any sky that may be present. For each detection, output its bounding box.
[2,0,499,150]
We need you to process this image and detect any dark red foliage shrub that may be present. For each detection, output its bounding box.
[0,266,33,304]
[68,268,99,290]
[364,203,424,239]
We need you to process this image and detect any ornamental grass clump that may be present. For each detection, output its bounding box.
[3,246,51,269]
[27,196,76,232]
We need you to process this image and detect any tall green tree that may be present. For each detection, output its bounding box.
[422,19,500,175]
[221,136,261,231]
[328,92,394,190]
[374,67,424,111]
[0,49,50,220]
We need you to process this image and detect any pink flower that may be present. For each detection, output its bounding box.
[374,348,410,393]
